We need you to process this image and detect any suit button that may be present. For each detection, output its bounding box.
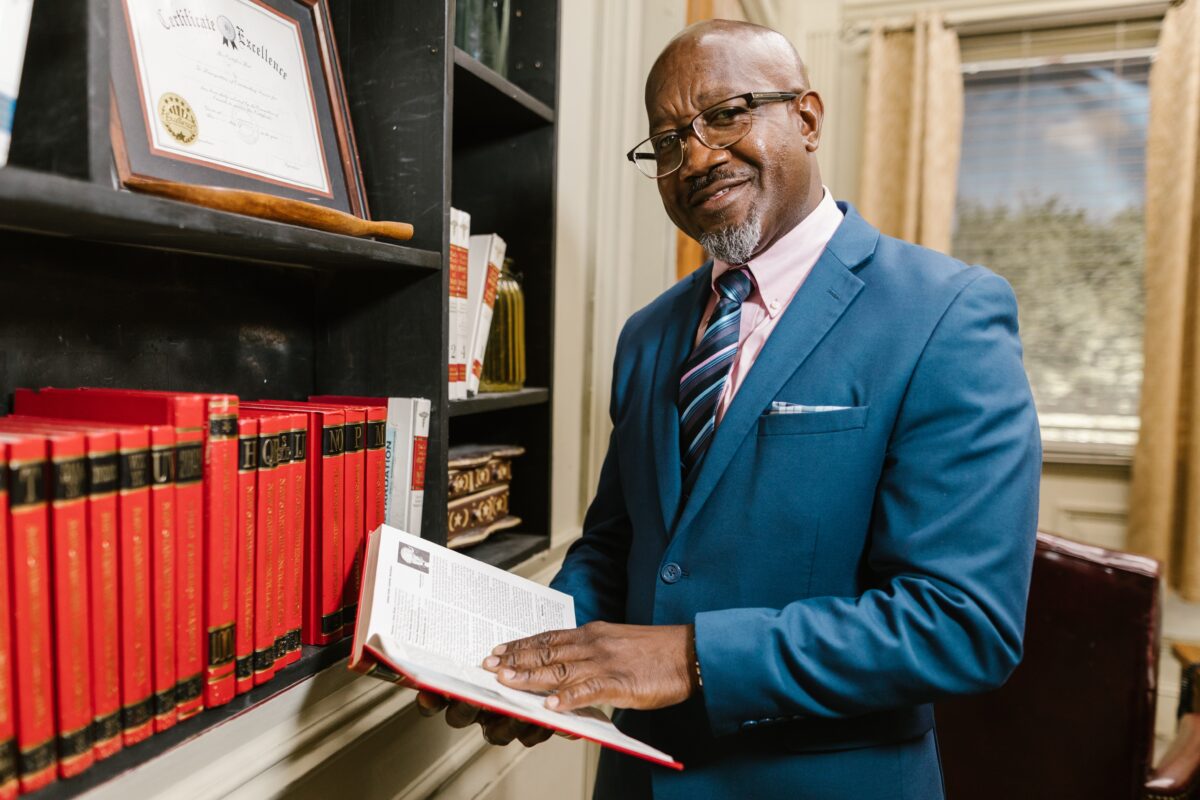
[660,563,682,584]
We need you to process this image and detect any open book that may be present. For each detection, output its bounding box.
[350,525,682,770]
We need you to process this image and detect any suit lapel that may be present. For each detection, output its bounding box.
[650,266,713,537]
[671,205,879,540]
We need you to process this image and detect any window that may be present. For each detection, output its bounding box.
[953,22,1158,450]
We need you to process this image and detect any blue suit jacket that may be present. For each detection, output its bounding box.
[550,203,1040,798]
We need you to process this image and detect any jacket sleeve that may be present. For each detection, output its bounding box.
[693,271,1042,736]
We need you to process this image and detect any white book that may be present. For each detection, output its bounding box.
[350,525,682,770]
[0,0,36,165]
[448,208,471,401]
[465,233,506,397]
[385,397,431,536]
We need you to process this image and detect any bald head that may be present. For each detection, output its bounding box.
[639,20,825,264]
[646,20,810,112]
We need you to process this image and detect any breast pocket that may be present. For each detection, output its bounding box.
[757,405,869,437]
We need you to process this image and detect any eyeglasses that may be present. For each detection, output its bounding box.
[626,91,800,179]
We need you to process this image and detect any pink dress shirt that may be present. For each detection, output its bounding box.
[695,189,844,425]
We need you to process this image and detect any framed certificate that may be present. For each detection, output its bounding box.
[110,0,368,217]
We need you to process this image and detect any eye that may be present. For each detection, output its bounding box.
[652,132,681,155]
[707,106,748,128]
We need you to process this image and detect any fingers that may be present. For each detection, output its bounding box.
[518,725,555,747]
[479,713,525,746]
[445,700,484,728]
[416,691,448,717]
[492,624,595,656]
[546,676,615,713]
[484,641,592,673]
[495,659,596,692]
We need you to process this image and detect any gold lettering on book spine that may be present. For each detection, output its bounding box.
[66,517,87,725]
[98,510,119,709]
[132,503,149,689]
[25,521,50,732]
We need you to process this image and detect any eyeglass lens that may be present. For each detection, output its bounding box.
[632,101,754,178]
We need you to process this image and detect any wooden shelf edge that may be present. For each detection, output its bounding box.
[25,638,354,800]
[0,167,441,272]
[449,387,549,417]
[452,48,555,123]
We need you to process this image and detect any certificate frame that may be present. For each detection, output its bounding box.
[110,0,369,219]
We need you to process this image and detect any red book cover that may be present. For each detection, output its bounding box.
[308,398,387,545]
[241,411,281,684]
[148,425,177,732]
[0,422,96,776]
[246,404,343,645]
[1,418,123,761]
[0,434,56,792]
[12,388,206,721]
[0,447,19,800]
[235,419,257,694]
[198,395,238,708]
[270,422,289,668]
[278,415,305,666]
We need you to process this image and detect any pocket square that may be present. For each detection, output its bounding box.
[769,401,852,414]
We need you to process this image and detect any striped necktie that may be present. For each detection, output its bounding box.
[678,267,754,486]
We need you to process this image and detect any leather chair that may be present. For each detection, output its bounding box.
[935,531,1200,799]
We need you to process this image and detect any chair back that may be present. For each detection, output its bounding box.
[936,532,1160,799]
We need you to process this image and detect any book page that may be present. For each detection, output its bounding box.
[355,526,681,769]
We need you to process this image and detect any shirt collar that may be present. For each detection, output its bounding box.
[710,188,845,319]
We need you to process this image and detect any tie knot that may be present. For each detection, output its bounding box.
[716,267,754,305]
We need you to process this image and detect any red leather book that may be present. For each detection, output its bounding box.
[148,425,177,732]
[1,418,124,760]
[267,420,289,669]
[13,388,206,721]
[241,411,282,685]
[235,418,257,694]
[277,415,305,666]
[273,401,363,636]
[0,447,19,800]
[0,434,56,792]
[308,398,387,543]
[246,403,343,645]
[0,421,105,775]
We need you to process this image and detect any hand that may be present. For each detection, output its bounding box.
[482,621,699,713]
[415,691,555,748]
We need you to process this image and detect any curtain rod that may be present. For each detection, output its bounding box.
[844,1,1174,38]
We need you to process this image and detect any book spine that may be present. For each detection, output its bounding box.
[449,210,470,400]
[284,426,306,664]
[149,432,177,732]
[365,414,386,540]
[384,400,411,532]
[49,449,95,777]
[118,447,153,746]
[173,433,204,720]
[7,452,56,792]
[0,455,15,800]
[272,427,289,668]
[321,422,345,643]
[342,417,365,634]
[407,401,430,537]
[235,420,257,694]
[254,427,278,685]
[203,404,238,708]
[85,449,121,760]
[467,247,503,396]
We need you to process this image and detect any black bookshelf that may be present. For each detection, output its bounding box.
[0,0,560,795]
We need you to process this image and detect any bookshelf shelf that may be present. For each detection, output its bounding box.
[459,532,552,572]
[453,48,554,149]
[0,167,442,272]
[449,387,550,417]
[24,639,354,800]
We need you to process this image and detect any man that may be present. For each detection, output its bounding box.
[421,20,1040,799]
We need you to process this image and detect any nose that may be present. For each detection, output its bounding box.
[676,129,730,182]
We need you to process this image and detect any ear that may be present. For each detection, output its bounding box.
[794,91,824,152]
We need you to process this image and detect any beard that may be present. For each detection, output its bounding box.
[699,206,763,266]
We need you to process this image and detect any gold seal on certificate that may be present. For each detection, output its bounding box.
[157,93,198,145]
[111,0,370,219]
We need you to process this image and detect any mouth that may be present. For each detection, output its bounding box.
[689,177,750,209]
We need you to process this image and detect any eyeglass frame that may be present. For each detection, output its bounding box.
[626,90,804,179]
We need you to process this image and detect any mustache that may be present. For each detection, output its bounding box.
[686,168,755,203]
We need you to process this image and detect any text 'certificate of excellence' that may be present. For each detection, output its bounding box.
[122,0,332,196]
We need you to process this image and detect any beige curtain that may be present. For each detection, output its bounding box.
[858,11,963,254]
[1129,0,1200,599]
